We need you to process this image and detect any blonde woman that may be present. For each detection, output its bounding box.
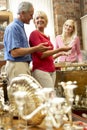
[55,19,82,62]
[29,11,71,88]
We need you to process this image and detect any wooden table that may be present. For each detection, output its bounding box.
[1,112,87,130]
[12,121,64,130]
[55,62,87,68]
[11,114,87,130]
[5,114,87,130]
[3,117,64,130]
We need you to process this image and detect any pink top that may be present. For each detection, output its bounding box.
[55,35,82,62]
[29,30,55,72]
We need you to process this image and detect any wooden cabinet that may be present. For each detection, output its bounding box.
[0,11,13,23]
[0,11,13,42]
[55,70,87,96]
[0,11,13,66]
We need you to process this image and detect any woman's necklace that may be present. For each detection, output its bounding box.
[64,39,71,46]
[61,35,73,46]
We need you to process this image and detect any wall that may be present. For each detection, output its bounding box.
[0,0,7,9]
[83,0,87,15]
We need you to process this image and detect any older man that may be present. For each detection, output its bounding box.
[4,1,50,80]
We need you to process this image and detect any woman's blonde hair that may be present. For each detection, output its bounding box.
[33,11,48,27]
[62,19,77,39]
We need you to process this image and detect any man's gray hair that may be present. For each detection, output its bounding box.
[17,1,33,14]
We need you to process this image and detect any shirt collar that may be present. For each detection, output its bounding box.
[14,18,24,28]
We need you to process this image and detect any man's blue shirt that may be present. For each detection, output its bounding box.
[4,19,31,62]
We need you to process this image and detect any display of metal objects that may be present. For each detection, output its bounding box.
[0,73,83,129]
[8,75,68,128]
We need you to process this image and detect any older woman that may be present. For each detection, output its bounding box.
[55,19,82,63]
[29,11,71,88]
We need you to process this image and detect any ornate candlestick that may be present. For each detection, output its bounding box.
[60,81,77,125]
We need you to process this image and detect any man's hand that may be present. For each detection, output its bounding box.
[36,42,52,52]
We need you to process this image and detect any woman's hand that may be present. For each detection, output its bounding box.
[61,46,72,52]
